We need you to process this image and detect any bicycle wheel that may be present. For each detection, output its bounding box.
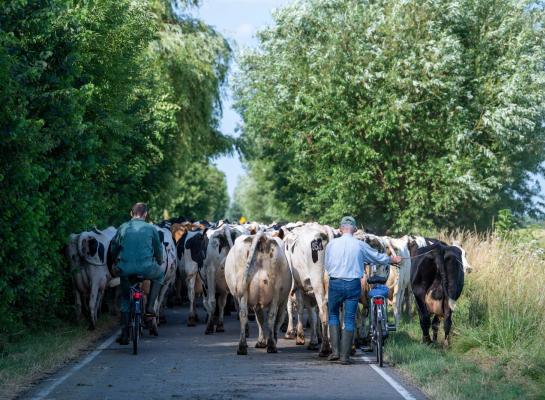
[377,318,383,367]
[133,313,140,355]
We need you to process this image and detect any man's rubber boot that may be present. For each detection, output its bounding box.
[145,281,161,316]
[116,312,130,345]
[327,325,340,361]
[340,330,355,365]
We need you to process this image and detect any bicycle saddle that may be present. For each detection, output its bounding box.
[128,274,146,284]
[367,275,388,285]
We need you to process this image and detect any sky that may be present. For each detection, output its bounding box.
[193,0,293,200]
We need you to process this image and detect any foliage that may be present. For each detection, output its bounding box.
[168,162,229,221]
[495,208,517,235]
[0,0,231,337]
[233,164,295,223]
[234,0,545,233]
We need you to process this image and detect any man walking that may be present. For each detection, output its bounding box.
[109,202,164,344]
[325,216,400,364]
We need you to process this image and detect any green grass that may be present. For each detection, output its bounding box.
[0,315,116,399]
[385,231,545,400]
[387,322,545,400]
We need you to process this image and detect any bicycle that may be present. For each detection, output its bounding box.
[366,264,396,367]
[128,275,145,355]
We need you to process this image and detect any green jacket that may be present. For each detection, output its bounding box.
[110,218,163,276]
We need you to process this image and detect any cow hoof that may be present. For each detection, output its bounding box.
[216,322,225,333]
[194,314,200,323]
[307,342,319,351]
[296,336,305,346]
[255,341,267,349]
[205,327,214,335]
[422,335,432,345]
[237,345,248,355]
[319,349,332,358]
[187,315,197,327]
[267,347,278,354]
[284,330,296,340]
[443,338,450,348]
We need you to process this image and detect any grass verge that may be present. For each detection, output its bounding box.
[0,316,117,399]
[386,232,545,400]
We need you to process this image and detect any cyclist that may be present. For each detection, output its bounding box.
[110,202,164,345]
[324,216,401,364]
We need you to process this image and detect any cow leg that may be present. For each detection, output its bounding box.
[284,295,296,339]
[315,294,331,357]
[307,306,319,350]
[88,281,100,330]
[275,300,288,343]
[431,315,440,342]
[295,290,305,345]
[255,307,267,348]
[266,297,279,353]
[443,308,453,347]
[186,274,197,326]
[393,284,404,325]
[74,287,83,322]
[237,296,249,355]
[204,268,216,335]
[413,288,431,343]
[216,291,228,333]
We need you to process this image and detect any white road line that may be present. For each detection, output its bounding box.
[30,329,120,400]
[354,355,417,400]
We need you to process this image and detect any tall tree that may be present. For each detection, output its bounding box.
[0,0,231,337]
[235,0,545,233]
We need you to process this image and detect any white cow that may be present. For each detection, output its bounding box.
[146,225,178,335]
[225,231,292,355]
[283,223,335,357]
[65,227,117,329]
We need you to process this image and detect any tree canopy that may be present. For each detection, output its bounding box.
[0,0,230,337]
[234,0,545,232]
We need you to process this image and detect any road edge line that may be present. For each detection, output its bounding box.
[29,329,120,400]
[355,355,418,400]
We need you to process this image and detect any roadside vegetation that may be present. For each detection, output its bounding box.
[0,315,117,399]
[387,230,545,399]
[0,0,230,341]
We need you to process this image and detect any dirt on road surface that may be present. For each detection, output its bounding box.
[23,306,426,400]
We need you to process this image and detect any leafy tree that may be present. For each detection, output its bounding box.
[168,162,229,221]
[235,0,545,233]
[0,0,231,338]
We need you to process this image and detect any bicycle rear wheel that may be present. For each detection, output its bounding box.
[132,313,140,355]
[377,319,383,367]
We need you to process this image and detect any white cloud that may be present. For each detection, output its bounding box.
[233,23,256,42]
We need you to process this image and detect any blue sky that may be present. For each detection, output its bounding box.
[193,0,292,200]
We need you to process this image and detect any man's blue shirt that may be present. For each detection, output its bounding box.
[325,233,391,279]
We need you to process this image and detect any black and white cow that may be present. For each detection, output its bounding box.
[65,227,117,329]
[177,228,209,326]
[410,243,464,347]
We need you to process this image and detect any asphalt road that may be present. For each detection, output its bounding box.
[24,306,427,400]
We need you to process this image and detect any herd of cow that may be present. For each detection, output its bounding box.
[65,218,472,356]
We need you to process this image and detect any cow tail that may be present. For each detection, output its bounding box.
[241,231,264,291]
[438,247,457,311]
[224,224,234,249]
